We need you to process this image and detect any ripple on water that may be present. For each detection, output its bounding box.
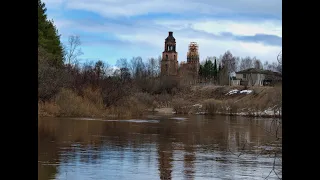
[169,117,188,120]
[68,118,160,123]
[107,119,160,123]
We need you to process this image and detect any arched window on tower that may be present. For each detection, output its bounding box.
[166,54,168,60]
[174,55,176,60]
[165,64,168,72]
[167,45,170,51]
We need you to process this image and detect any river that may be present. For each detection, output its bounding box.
[38,114,282,180]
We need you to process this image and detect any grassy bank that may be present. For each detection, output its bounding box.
[39,84,282,119]
[172,84,282,118]
[38,87,157,119]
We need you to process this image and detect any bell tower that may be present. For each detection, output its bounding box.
[161,31,178,76]
[186,42,200,75]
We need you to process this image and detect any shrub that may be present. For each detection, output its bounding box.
[172,98,192,114]
[38,101,60,117]
[203,99,223,114]
[55,88,104,117]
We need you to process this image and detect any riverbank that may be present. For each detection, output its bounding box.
[39,84,282,119]
[171,84,282,118]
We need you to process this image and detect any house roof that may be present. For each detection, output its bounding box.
[236,68,281,76]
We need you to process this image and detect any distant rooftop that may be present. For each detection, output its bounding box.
[236,68,281,76]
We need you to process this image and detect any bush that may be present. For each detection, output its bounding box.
[38,101,60,117]
[38,58,67,102]
[55,88,104,117]
[109,95,149,118]
[172,98,192,114]
[155,92,172,108]
[203,99,223,114]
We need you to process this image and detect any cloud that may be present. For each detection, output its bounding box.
[42,0,282,65]
[44,0,281,19]
[234,34,281,46]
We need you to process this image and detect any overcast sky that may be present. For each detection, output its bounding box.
[43,0,282,66]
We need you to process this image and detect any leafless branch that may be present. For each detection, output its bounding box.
[65,35,83,65]
[225,118,282,180]
[264,152,282,180]
[277,51,282,65]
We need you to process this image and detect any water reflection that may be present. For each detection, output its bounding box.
[38,115,282,180]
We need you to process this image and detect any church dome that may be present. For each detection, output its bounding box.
[165,31,175,42]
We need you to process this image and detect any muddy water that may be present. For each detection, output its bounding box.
[38,115,282,180]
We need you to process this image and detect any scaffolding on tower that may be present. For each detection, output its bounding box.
[187,42,199,62]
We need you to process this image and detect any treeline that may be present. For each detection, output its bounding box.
[198,50,282,83]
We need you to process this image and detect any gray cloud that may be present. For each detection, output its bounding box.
[44,0,282,63]
[57,17,281,47]
[234,34,282,46]
[44,0,281,19]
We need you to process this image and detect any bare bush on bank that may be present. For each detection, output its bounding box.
[39,47,184,118]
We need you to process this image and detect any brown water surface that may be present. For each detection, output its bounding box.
[38,115,282,180]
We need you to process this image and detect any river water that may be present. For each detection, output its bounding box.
[38,115,282,180]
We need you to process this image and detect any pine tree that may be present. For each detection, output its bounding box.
[213,58,217,78]
[199,64,203,77]
[203,59,214,81]
[38,0,64,67]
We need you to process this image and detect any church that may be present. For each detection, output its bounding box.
[160,31,200,84]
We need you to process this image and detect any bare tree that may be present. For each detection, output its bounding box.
[129,56,146,79]
[263,61,269,70]
[277,51,282,74]
[263,61,277,71]
[64,35,83,65]
[146,57,159,78]
[102,62,112,77]
[253,58,263,69]
[269,62,280,73]
[221,51,236,74]
[240,56,253,70]
[235,56,240,72]
[277,51,282,66]
[116,58,129,70]
[94,60,106,80]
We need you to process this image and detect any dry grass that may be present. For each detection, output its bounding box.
[38,101,60,117]
[192,85,282,116]
[55,88,105,117]
[39,88,158,119]
[105,92,156,119]
[154,93,172,108]
[39,88,105,118]
[202,99,223,114]
[172,98,193,114]
[39,82,282,118]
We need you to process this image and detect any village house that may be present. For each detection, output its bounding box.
[233,68,282,86]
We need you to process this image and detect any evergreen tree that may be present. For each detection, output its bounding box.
[203,59,214,81]
[213,58,218,78]
[199,64,203,77]
[38,0,64,67]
